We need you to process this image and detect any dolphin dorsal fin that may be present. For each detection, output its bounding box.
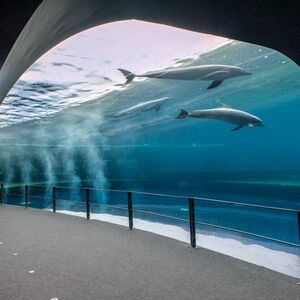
[220,102,232,109]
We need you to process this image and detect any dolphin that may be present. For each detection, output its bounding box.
[113,97,170,117]
[176,106,264,131]
[118,65,251,89]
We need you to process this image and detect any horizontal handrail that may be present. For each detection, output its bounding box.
[133,208,189,223]
[0,182,299,248]
[24,183,300,213]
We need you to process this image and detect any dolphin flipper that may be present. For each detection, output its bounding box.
[155,105,161,112]
[231,125,244,131]
[207,80,223,89]
[142,104,157,112]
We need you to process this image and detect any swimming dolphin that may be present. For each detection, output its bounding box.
[118,65,251,89]
[176,106,264,131]
[113,97,170,117]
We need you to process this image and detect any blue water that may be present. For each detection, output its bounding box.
[1,40,300,246]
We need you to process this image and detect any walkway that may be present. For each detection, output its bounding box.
[0,205,298,299]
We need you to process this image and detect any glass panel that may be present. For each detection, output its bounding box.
[195,200,298,244]
[55,187,85,214]
[0,20,299,277]
[89,190,128,225]
[5,185,23,206]
[28,185,52,209]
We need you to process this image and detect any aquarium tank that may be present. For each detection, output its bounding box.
[0,20,299,277]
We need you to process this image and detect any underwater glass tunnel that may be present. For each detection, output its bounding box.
[0,20,299,276]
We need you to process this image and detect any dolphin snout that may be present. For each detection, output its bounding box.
[242,69,252,75]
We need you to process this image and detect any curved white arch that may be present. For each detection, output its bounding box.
[0,0,127,103]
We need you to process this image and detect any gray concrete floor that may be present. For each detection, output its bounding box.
[0,205,299,300]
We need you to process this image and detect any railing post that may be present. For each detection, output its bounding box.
[127,192,133,230]
[25,185,29,208]
[0,183,3,205]
[86,188,90,220]
[298,211,300,244]
[52,187,56,213]
[188,197,196,248]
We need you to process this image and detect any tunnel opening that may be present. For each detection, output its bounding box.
[0,19,299,277]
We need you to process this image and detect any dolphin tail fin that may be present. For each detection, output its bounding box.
[118,68,136,84]
[176,109,189,119]
[207,80,223,89]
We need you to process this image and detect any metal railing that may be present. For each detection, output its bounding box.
[0,182,299,248]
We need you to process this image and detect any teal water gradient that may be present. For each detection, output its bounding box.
[0,41,300,245]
